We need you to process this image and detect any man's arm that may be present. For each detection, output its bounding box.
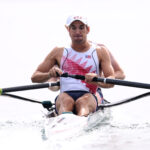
[85,46,115,88]
[108,51,125,79]
[97,43,125,80]
[31,47,63,83]
[98,46,115,88]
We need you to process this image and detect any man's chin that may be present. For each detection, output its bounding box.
[74,39,83,43]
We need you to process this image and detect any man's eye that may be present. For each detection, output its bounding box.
[79,25,85,30]
[71,26,76,30]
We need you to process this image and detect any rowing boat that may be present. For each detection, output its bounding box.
[42,106,112,140]
[44,113,87,139]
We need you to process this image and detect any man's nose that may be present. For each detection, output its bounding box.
[75,28,81,34]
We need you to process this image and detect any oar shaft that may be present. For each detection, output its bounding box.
[61,73,150,89]
[1,82,60,94]
[94,78,150,89]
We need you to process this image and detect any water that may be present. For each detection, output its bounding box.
[1,100,150,150]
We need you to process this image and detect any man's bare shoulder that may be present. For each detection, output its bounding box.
[90,41,108,54]
[51,46,65,53]
[44,46,65,62]
[96,44,109,56]
[48,46,65,56]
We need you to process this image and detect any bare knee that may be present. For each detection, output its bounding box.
[56,93,75,115]
[75,101,90,116]
[75,94,97,116]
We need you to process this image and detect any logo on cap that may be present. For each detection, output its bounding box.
[73,16,83,20]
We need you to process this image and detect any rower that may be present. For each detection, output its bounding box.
[48,41,125,105]
[31,15,115,116]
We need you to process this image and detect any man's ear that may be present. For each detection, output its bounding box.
[65,25,69,31]
[87,26,90,34]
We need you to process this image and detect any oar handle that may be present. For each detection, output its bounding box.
[61,73,85,80]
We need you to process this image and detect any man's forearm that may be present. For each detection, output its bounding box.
[31,71,50,83]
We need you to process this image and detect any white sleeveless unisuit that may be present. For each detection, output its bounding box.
[60,46,100,94]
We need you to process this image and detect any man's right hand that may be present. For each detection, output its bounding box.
[48,66,61,91]
[48,66,63,78]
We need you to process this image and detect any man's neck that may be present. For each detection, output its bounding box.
[71,41,91,52]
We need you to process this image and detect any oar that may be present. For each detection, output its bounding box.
[0,82,60,94]
[61,73,150,89]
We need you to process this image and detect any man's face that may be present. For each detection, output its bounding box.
[68,20,89,44]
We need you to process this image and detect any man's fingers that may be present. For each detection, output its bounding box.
[55,68,63,76]
[85,73,98,82]
[49,67,63,77]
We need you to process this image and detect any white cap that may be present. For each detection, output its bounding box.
[66,15,88,27]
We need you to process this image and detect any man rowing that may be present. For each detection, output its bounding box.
[48,43,125,105]
[31,15,115,116]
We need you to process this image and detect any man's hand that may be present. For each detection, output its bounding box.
[47,66,61,91]
[48,66,63,78]
[85,73,98,83]
[85,73,114,88]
